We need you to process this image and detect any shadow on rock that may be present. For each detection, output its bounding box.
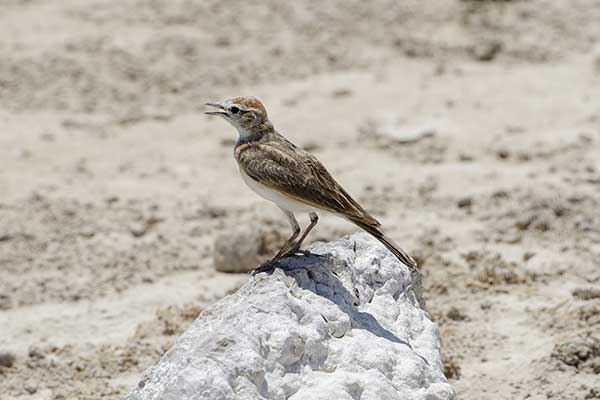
[255,253,417,352]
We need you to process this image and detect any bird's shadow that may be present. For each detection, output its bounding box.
[253,253,426,363]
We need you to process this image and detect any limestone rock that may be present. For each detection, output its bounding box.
[126,233,454,400]
[213,226,282,273]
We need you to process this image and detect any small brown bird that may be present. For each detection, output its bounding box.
[205,97,417,269]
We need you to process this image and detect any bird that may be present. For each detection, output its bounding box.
[205,96,417,270]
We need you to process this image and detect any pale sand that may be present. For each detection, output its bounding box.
[1,1,599,399]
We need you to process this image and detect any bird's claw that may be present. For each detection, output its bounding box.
[250,259,279,275]
[282,248,319,258]
[251,249,323,276]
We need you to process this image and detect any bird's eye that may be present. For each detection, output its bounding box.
[230,106,240,114]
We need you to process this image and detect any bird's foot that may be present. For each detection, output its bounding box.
[251,249,324,276]
[281,247,320,258]
[250,259,280,276]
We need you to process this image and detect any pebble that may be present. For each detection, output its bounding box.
[0,231,12,242]
[593,46,600,74]
[446,306,468,321]
[457,197,473,208]
[572,287,600,301]
[25,380,39,394]
[213,226,281,273]
[28,346,45,360]
[0,351,16,368]
[472,40,503,62]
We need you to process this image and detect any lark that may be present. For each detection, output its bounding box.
[205,97,417,270]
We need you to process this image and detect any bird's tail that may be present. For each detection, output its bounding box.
[349,218,418,270]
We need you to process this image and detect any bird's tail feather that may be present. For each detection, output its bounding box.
[350,218,417,269]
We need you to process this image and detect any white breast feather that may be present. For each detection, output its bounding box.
[239,168,317,213]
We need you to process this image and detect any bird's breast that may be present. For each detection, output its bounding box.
[238,167,316,212]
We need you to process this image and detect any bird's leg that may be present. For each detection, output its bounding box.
[284,212,318,256]
[272,210,300,260]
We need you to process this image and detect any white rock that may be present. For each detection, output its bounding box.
[360,117,438,145]
[125,233,454,400]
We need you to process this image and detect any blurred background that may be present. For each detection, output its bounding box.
[1,0,599,399]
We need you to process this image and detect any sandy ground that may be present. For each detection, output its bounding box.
[1,1,600,399]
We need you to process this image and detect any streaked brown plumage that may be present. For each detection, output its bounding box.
[236,140,377,224]
[206,96,417,269]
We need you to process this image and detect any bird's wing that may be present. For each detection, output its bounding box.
[237,142,380,226]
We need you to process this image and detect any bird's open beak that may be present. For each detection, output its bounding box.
[204,102,228,116]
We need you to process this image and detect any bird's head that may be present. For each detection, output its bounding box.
[205,96,271,135]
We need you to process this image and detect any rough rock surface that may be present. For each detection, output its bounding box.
[125,233,454,400]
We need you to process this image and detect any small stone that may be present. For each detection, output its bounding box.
[24,380,38,394]
[390,127,437,144]
[457,197,473,208]
[138,377,149,390]
[129,217,162,238]
[39,132,55,142]
[572,287,600,301]
[302,141,320,152]
[505,125,525,135]
[0,294,11,310]
[213,226,280,273]
[492,190,510,199]
[504,233,522,244]
[129,222,147,238]
[28,346,45,360]
[15,148,32,159]
[214,36,231,47]
[0,232,12,242]
[206,207,227,219]
[0,351,16,368]
[472,40,503,62]
[458,153,474,162]
[515,216,535,231]
[106,196,119,205]
[593,47,600,74]
[79,227,96,239]
[446,307,467,321]
[496,149,510,159]
[361,118,437,145]
[331,88,352,98]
